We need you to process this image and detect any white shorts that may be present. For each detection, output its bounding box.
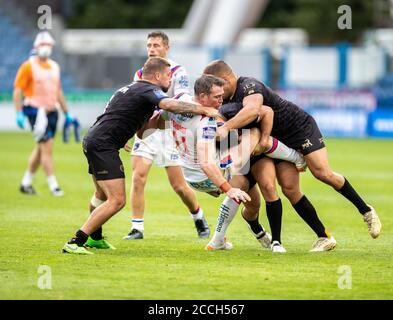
[183,166,232,193]
[131,129,180,167]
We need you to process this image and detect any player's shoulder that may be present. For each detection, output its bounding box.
[125,80,152,95]
[134,67,144,80]
[237,76,264,96]
[133,79,153,87]
[167,58,181,68]
[174,92,193,102]
[168,59,187,74]
[238,76,263,87]
[143,82,169,101]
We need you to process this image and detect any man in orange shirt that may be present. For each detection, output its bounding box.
[13,31,73,196]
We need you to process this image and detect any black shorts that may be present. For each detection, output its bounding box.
[23,105,58,143]
[278,114,325,156]
[82,137,125,181]
[243,154,263,190]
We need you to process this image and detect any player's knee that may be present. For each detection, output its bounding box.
[171,181,186,195]
[243,210,258,221]
[132,171,148,188]
[250,127,261,142]
[244,204,260,220]
[259,182,277,200]
[115,198,126,211]
[109,195,126,211]
[90,194,106,208]
[280,184,300,201]
[312,168,334,183]
[94,190,107,202]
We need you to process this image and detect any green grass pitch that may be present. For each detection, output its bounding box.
[0,132,392,300]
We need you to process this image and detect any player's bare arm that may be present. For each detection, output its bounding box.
[197,140,226,187]
[159,98,219,118]
[218,106,305,170]
[256,104,274,151]
[217,93,263,140]
[132,96,220,150]
[197,141,250,203]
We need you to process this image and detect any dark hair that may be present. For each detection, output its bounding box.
[142,57,170,77]
[203,60,233,77]
[194,74,225,95]
[147,31,169,46]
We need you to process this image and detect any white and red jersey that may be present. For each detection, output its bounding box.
[171,113,217,171]
[133,58,190,97]
[163,94,221,182]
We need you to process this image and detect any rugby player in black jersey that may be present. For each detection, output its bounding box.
[62,57,219,254]
[204,60,381,251]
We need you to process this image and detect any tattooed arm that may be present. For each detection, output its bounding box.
[159,98,219,118]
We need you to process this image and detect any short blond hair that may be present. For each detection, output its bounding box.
[203,60,234,77]
[142,57,170,77]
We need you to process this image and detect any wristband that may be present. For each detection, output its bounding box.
[219,181,231,193]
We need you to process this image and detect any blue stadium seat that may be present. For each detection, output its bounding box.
[373,74,393,109]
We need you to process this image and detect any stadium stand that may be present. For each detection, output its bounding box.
[0,8,76,93]
[0,10,32,92]
[373,73,393,109]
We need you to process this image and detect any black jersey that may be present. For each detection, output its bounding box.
[85,80,168,149]
[219,102,260,130]
[222,77,309,137]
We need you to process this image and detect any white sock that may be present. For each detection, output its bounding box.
[190,207,203,221]
[21,171,34,187]
[265,137,303,164]
[213,196,240,242]
[47,175,59,191]
[132,219,144,232]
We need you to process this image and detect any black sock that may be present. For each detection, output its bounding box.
[242,213,264,235]
[69,229,88,247]
[266,199,282,243]
[293,196,327,238]
[90,227,103,240]
[336,178,370,214]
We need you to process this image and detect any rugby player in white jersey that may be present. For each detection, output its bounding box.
[123,31,210,240]
[142,74,308,251]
